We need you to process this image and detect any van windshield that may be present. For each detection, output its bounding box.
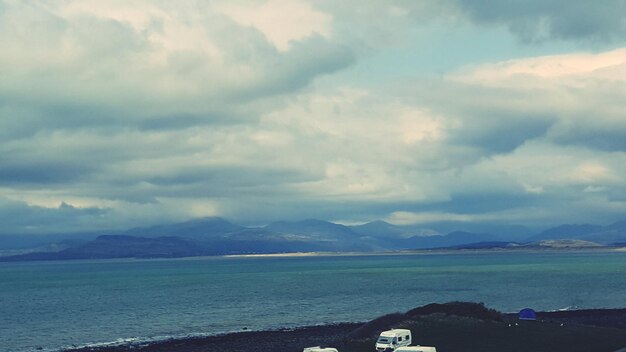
[377,337,396,344]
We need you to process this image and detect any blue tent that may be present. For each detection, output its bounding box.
[518,308,537,321]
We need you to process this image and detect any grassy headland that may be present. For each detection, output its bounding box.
[65,302,626,352]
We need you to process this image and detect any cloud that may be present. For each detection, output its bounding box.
[0,197,108,234]
[446,48,626,152]
[452,48,626,82]
[454,0,626,43]
[0,1,625,235]
[0,0,354,121]
[220,0,332,51]
[0,159,96,185]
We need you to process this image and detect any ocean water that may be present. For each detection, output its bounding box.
[1,251,626,352]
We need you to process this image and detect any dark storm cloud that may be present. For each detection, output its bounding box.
[551,126,626,152]
[407,80,557,155]
[231,35,356,101]
[0,129,104,186]
[143,166,317,190]
[0,160,96,185]
[438,192,541,214]
[0,198,107,234]
[451,113,553,154]
[0,103,128,141]
[455,0,626,43]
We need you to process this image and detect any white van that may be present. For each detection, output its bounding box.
[395,346,437,352]
[303,347,339,352]
[375,329,412,351]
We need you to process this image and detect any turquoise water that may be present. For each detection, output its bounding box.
[1,251,626,352]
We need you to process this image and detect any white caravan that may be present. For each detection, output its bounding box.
[375,329,412,351]
[395,346,437,352]
[303,347,339,352]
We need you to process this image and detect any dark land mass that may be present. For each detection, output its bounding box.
[529,220,626,244]
[1,237,623,262]
[440,239,607,250]
[64,302,626,352]
[3,217,626,261]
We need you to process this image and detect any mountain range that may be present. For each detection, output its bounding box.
[1,218,625,261]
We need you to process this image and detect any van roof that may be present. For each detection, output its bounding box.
[395,347,436,352]
[380,329,411,336]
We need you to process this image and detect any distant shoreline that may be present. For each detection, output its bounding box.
[3,246,626,264]
[224,246,626,258]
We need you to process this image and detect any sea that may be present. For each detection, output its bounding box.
[1,250,626,352]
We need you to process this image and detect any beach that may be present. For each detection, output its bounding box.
[64,302,626,352]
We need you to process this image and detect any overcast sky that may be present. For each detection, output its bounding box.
[1,0,626,234]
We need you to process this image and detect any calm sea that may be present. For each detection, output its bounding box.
[1,251,626,352]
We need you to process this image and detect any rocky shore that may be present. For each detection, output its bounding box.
[65,302,626,352]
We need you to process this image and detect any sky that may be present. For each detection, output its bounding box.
[1,0,626,234]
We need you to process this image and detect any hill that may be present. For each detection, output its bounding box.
[443,239,605,250]
[125,217,245,239]
[62,302,626,352]
[530,221,626,244]
[263,219,379,251]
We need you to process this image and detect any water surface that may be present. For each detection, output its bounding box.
[1,251,625,352]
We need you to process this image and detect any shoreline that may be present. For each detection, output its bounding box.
[62,323,363,352]
[62,304,626,352]
[3,246,626,264]
[222,246,626,259]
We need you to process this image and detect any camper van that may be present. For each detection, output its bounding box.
[395,346,437,352]
[375,329,412,351]
[303,347,339,352]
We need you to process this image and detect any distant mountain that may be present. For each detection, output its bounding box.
[0,235,206,261]
[348,220,449,250]
[196,227,364,254]
[607,220,626,231]
[3,218,625,262]
[0,232,104,250]
[533,224,603,240]
[347,229,496,250]
[442,239,604,250]
[265,219,359,240]
[412,222,534,240]
[407,231,496,249]
[529,221,626,244]
[0,219,380,261]
[445,241,522,250]
[350,220,438,239]
[126,217,245,239]
[0,240,81,258]
[263,219,377,251]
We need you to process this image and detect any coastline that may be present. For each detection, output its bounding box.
[62,323,362,352]
[62,303,626,352]
[223,246,626,259]
[4,245,625,265]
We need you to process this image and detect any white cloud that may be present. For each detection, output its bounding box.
[452,47,626,84]
[0,0,351,118]
[220,0,332,51]
[427,47,626,156]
